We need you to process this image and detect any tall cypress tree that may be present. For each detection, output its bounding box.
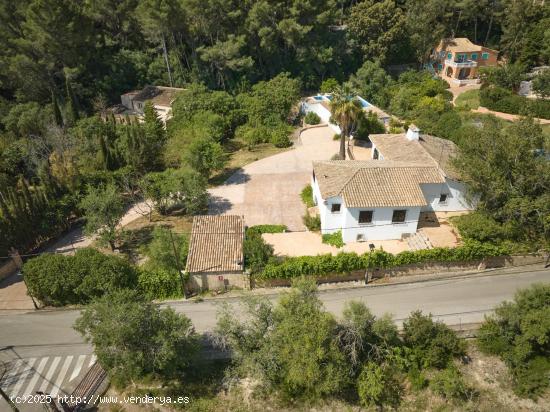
[51,89,64,127]
[65,75,79,126]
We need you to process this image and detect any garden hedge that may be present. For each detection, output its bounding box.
[480,86,550,119]
[259,241,509,280]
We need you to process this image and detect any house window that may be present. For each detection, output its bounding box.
[439,194,448,204]
[373,148,379,160]
[482,52,489,60]
[331,203,341,213]
[359,210,373,224]
[471,53,478,60]
[392,209,407,223]
[438,63,443,70]
[447,52,452,60]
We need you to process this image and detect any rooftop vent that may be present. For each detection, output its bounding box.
[406,124,420,141]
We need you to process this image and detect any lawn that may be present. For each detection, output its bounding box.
[209,139,292,186]
[542,124,550,139]
[454,89,480,110]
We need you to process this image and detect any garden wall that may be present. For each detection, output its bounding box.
[255,253,545,288]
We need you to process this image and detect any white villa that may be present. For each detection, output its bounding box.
[311,126,473,242]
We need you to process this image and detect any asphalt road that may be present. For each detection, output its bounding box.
[1,265,548,357]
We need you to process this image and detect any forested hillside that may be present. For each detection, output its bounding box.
[1,0,549,257]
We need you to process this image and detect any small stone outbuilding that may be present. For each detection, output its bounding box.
[185,215,246,292]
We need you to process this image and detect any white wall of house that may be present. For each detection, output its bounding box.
[303,102,341,134]
[420,179,472,212]
[342,206,421,242]
[312,176,421,242]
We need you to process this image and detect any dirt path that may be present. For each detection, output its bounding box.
[0,202,149,311]
[473,106,550,124]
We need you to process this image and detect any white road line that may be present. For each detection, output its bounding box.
[10,358,37,397]
[0,359,23,387]
[89,354,97,367]
[39,356,61,393]
[69,355,86,382]
[50,356,73,397]
[22,357,49,397]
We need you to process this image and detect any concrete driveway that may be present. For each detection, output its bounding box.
[209,126,368,230]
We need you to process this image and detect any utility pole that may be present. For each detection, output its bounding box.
[169,229,188,299]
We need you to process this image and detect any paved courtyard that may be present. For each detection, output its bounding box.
[209,126,371,230]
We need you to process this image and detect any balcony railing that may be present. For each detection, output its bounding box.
[445,59,477,68]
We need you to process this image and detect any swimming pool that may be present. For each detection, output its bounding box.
[356,96,371,108]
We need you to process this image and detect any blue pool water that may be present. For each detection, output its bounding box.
[357,96,371,108]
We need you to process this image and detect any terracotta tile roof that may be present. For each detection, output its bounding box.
[185,215,244,274]
[313,161,445,207]
[437,38,498,53]
[369,133,461,180]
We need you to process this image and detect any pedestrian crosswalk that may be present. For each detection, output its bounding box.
[0,354,96,399]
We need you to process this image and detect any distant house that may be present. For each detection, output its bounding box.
[105,85,184,124]
[185,215,247,292]
[430,38,498,86]
[311,126,473,242]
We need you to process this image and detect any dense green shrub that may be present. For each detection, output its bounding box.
[244,229,275,274]
[23,248,138,306]
[452,212,517,243]
[304,111,321,125]
[477,284,550,398]
[300,185,315,207]
[355,110,385,140]
[303,212,321,231]
[75,289,198,386]
[322,230,344,248]
[259,241,508,280]
[138,268,183,300]
[480,86,550,119]
[246,225,287,235]
[357,362,402,408]
[270,124,293,148]
[402,311,465,369]
[430,366,476,401]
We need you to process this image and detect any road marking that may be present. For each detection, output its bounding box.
[22,357,49,397]
[69,355,86,382]
[89,354,96,367]
[39,356,61,393]
[50,356,73,397]
[1,359,23,387]
[10,358,37,397]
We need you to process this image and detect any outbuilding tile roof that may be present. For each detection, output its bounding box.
[313,161,445,207]
[369,133,461,180]
[185,215,245,274]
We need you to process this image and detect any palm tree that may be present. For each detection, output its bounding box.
[330,85,363,160]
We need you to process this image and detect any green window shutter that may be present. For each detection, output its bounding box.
[482,52,489,60]
[447,52,452,60]
[471,53,478,60]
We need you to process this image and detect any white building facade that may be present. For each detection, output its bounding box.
[311,128,473,243]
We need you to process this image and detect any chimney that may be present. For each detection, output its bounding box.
[406,124,420,141]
